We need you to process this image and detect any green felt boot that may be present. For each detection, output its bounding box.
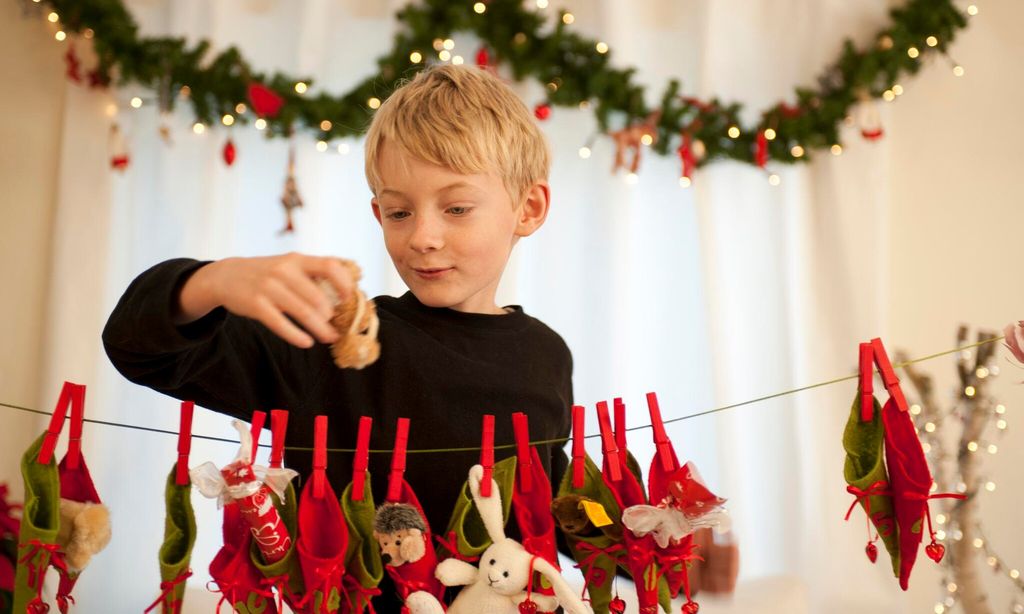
[250,482,305,606]
[339,472,383,612]
[843,395,900,577]
[13,433,60,613]
[153,462,197,613]
[440,457,517,560]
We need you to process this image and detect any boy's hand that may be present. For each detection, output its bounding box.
[176,253,356,349]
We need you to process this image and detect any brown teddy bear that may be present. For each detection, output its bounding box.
[373,502,427,567]
[55,498,112,572]
[550,495,622,541]
[319,259,381,370]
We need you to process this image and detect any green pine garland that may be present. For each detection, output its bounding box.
[40,0,969,171]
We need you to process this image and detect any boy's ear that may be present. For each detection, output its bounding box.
[514,182,550,238]
[371,199,383,226]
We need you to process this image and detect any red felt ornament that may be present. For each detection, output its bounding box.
[609,597,627,613]
[64,45,81,83]
[476,46,491,68]
[518,600,539,614]
[678,132,697,181]
[534,103,551,121]
[222,139,237,166]
[858,92,884,141]
[755,131,769,168]
[247,82,284,118]
[682,600,700,614]
[865,541,878,563]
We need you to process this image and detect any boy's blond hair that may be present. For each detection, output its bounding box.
[364,64,550,207]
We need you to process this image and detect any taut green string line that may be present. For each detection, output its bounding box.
[0,336,1005,454]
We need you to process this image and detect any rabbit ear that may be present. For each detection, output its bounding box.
[532,557,592,614]
[468,464,505,543]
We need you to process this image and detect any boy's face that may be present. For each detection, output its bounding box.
[371,142,548,313]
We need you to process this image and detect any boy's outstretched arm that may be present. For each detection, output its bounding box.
[102,254,354,418]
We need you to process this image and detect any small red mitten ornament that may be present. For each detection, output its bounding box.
[609,597,627,613]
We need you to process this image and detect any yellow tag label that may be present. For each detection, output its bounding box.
[580,500,613,527]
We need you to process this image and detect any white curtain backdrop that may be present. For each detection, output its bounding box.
[16,0,1013,612]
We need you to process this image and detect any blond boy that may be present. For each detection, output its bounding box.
[103,65,572,611]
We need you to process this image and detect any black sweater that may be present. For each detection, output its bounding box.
[101,257,573,537]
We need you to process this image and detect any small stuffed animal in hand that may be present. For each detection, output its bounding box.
[319,259,381,370]
[551,494,622,541]
[373,502,427,567]
[436,465,593,614]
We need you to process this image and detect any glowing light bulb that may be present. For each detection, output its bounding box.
[908,46,920,59]
[892,84,904,96]
[831,144,843,155]
[965,385,976,397]
[578,146,591,159]
[54,31,66,41]
[47,12,58,22]
[596,42,609,54]
[996,419,1007,430]
[337,143,350,155]
[625,172,638,185]
[764,128,777,140]
[439,50,451,61]
[926,36,939,47]
[254,118,267,130]
[727,126,740,138]
[967,5,978,16]
[294,82,308,94]
[192,122,206,135]
[973,538,984,549]
[640,134,654,146]
[883,90,896,102]
[320,120,332,131]
[316,140,328,152]
[985,481,995,492]
[977,366,990,378]
[536,0,548,7]
[473,2,486,14]
[410,51,422,63]
[452,55,464,65]
[791,145,804,158]
[368,97,382,109]
[235,103,247,114]
[443,39,455,50]
[679,176,692,188]
[221,114,234,126]
[910,404,922,415]
[130,97,143,109]
[768,173,781,186]
[953,65,965,77]
[562,12,575,25]
[988,444,998,454]
[967,441,978,452]
[925,422,936,433]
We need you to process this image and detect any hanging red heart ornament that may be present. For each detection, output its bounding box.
[682,600,701,614]
[518,599,539,614]
[534,103,551,121]
[223,139,237,166]
[609,597,627,614]
[865,542,878,563]
[925,541,946,563]
[476,46,490,68]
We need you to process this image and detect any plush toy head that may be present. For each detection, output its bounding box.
[55,498,112,572]
[551,494,622,542]
[320,260,382,370]
[373,502,427,566]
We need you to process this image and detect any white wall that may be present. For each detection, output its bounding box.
[888,0,1024,610]
[0,0,65,499]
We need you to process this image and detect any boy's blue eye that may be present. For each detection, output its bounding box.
[386,211,410,220]
[447,206,470,216]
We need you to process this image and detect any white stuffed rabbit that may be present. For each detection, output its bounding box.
[435,465,592,614]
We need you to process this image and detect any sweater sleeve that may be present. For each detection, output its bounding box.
[101,258,330,420]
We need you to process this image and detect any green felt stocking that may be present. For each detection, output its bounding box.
[250,482,305,604]
[152,463,197,613]
[843,395,900,577]
[13,433,60,613]
[440,457,516,560]
[339,473,383,612]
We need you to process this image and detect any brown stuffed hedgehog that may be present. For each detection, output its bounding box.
[373,502,427,567]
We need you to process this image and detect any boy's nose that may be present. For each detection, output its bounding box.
[408,218,444,253]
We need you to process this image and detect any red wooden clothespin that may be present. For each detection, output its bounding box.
[352,416,372,502]
[313,415,328,499]
[859,343,875,422]
[387,418,410,502]
[647,392,676,473]
[38,381,76,465]
[176,401,195,486]
[871,337,909,413]
[613,397,627,453]
[65,384,87,470]
[571,405,586,489]
[480,415,495,497]
[269,410,288,469]
[249,411,267,464]
[596,401,622,482]
[512,412,532,493]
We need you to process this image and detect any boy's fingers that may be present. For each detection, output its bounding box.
[280,266,334,320]
[254,297,315,349]
[304,256,355,302]
[264,280,340,345]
